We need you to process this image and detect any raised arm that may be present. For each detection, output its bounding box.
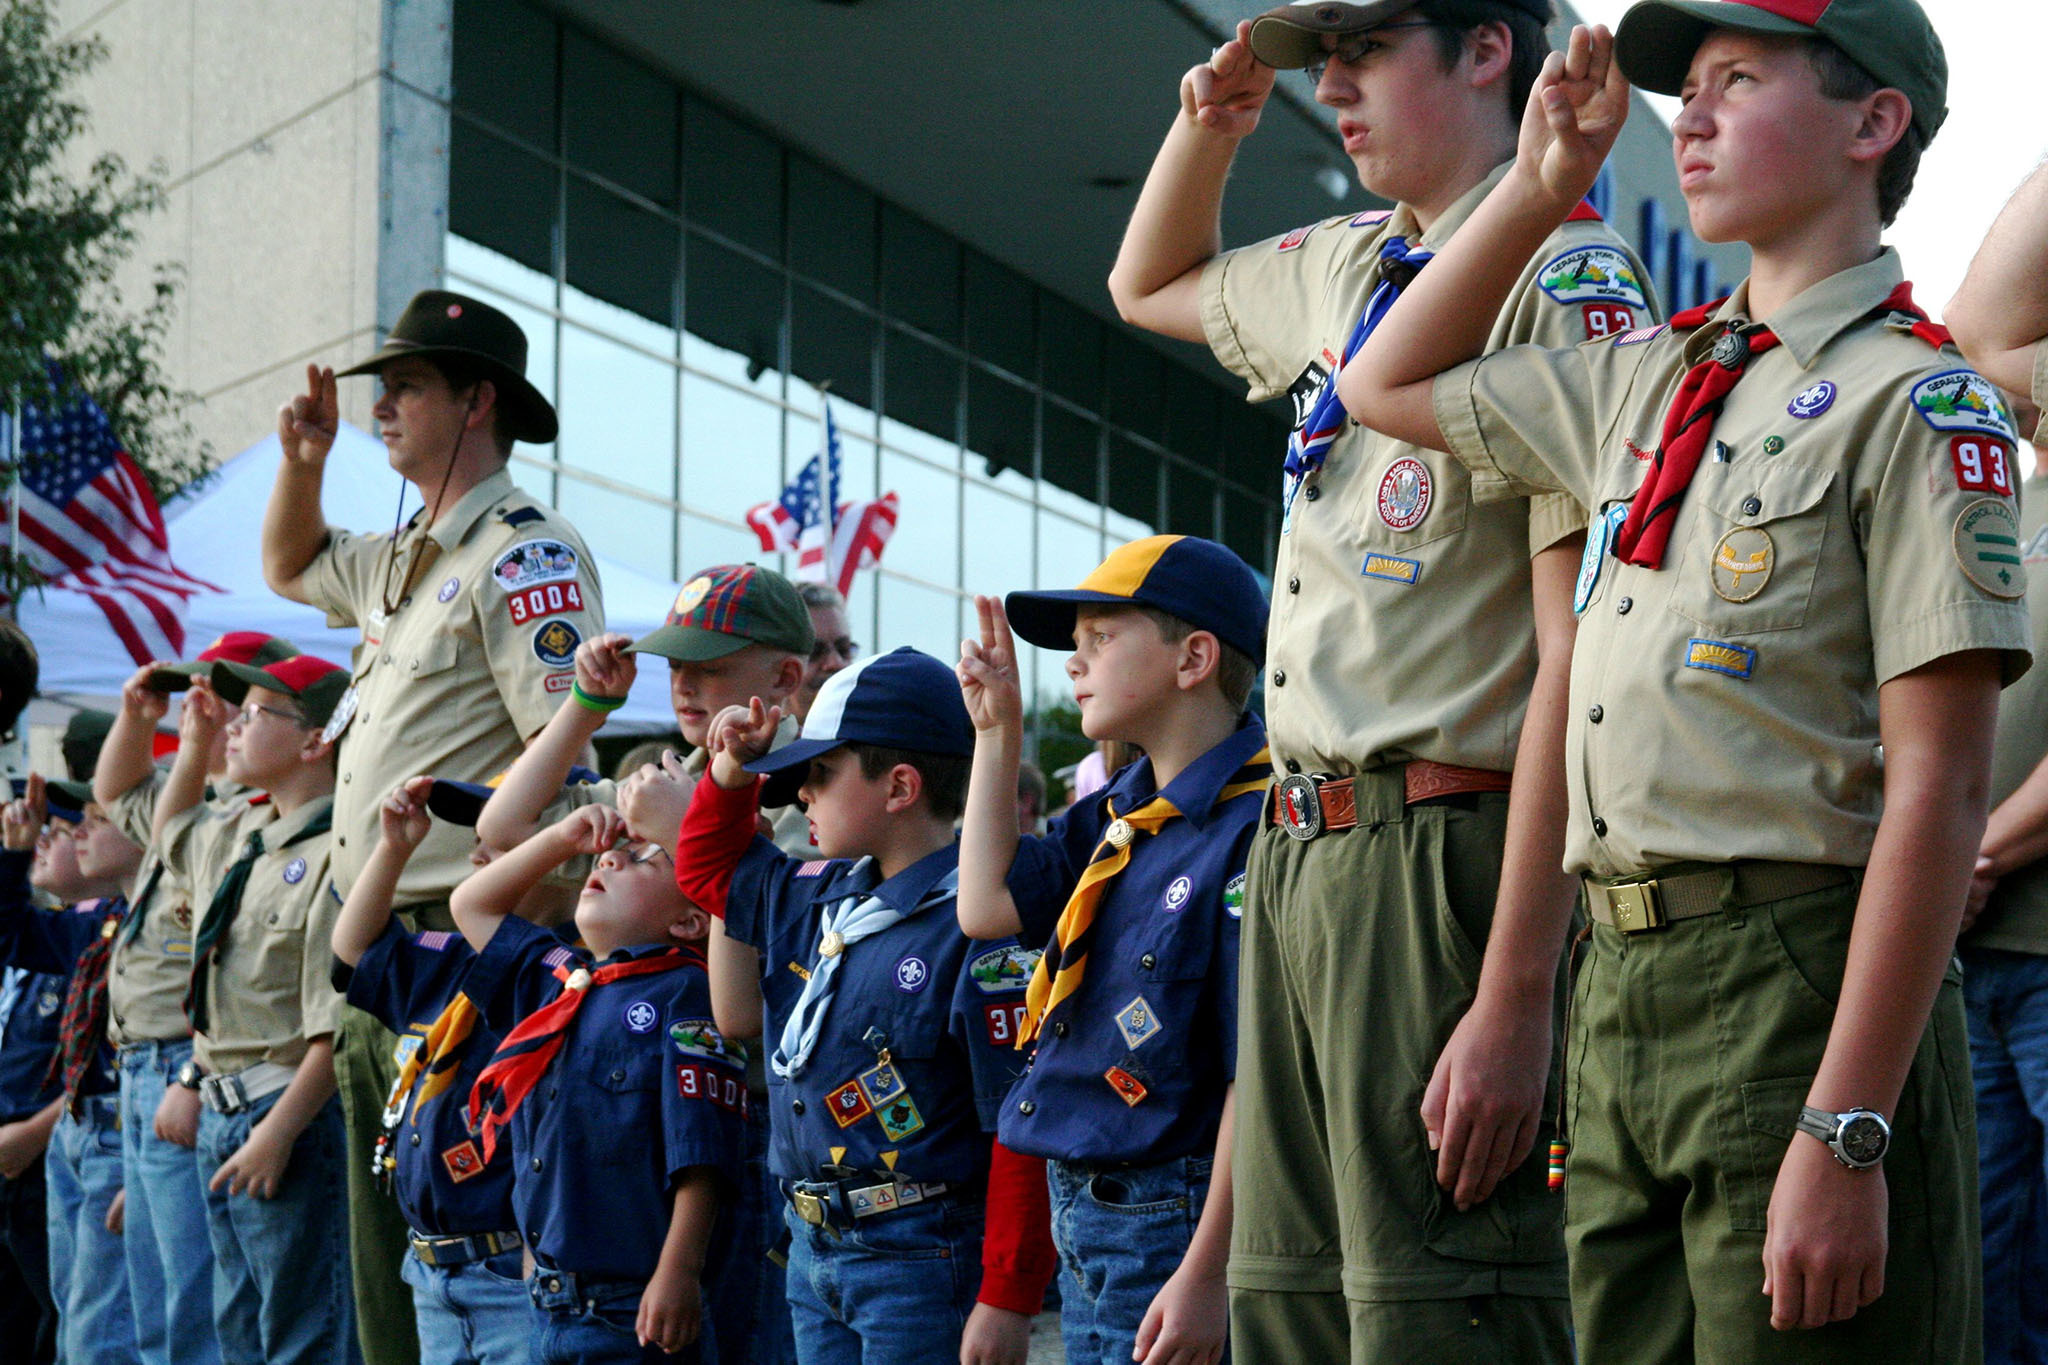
[1947,159,2048,398]
[956,597,1027,939]
[1107,20,1277,343]
[263,364,340,603]
[452,804,621,953]
[152,681,229,847]
[331,776,433,967]
[95,663,170,806]
[474,632,635,851]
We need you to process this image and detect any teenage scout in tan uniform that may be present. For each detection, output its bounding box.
[1109,3,1657,1359]
[260,290,601,1365]
[1342,8,2019,1359]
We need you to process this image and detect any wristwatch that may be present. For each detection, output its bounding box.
[175,1060,203,1092]
[1794,1105,1890,1169]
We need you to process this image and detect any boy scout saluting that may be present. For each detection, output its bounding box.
[1342,9,2018,1359]
[261,291,604,1365]
[1109,2,1656,1359]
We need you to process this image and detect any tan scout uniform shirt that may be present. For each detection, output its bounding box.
[158,794,344,1075]
[1435,250,2033,877]
[300,468,604,904]
[102,770,253,1047]
[1201,164,1656,774]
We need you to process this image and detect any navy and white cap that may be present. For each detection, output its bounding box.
[745,647,974,806]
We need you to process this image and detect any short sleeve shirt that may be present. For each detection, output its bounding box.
[1434,250,2033,875]
[299,469,604,904]
[158,794,346,1073]
[724,842,1031,1184]
[997,715,1266,1164]
[1200,164,1659,774]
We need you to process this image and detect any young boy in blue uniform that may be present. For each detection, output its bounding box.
[331,774,579,1365]
[452,800,744,1364]
[677,648,1041,1365]
[955,535,1271,1365]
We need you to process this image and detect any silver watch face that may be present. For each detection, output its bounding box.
[1837,1113,1888,1166]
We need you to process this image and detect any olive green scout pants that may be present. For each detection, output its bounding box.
[1229,770,1572,1364]
[1566,867,1982,1363]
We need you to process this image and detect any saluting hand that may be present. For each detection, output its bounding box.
[1518,25,1630,211]
[179,679,232,745]
[278,364,338,466]
[705,698,781,792]
[618,753,692,854]
[379,776,436,854]
[552,802,627,858]
[957,596,1024,735]
[1,773,45,852]
[1182,20,1276,140]
[120,662,172,725]
[574,632,638,701]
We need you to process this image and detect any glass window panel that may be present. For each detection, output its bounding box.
[962,482,1031,598]
[563,30,677,207]
[1222,485,1276,571]
[965,249,1036,380]
[1103,334,1164,441]
[684,234,783,393]
[1040,403,1099,511]
[1106,434,1160,531]
[965,368,1034,486]
[1163,368,1222,473]
[681,374,782,525]
[877,450,960,591]
[555,478,674,581]
[1040,295,1101,412]
[678,513,762,579]
[790,284,875,410]
[558,324,675,496]
[1036,511,1102,593]
[683,95,782,259]
[449,123,556,276]
[789,155,875,303]
[875,576,961,669]
[452,0,555,149]
[446,235,555,310]
[1220,400,1285,490]
[882,205,958,342]
[564,178,677,331]
[881,329,958,453]
[1167,459,1218,540]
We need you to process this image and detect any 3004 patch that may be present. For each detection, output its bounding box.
[508,580,585,625]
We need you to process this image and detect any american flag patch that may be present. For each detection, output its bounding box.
[1614,325,1666,347]
[542,946,575,970]
[1350,210,1392,228]
[414,930,455,951]
[795,861,830,878]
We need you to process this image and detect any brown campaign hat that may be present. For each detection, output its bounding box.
[1615,0,1947,142]
[1249,0,1554,69]
[337,290,559,444]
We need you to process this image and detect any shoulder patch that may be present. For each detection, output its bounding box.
[1349,210,1392,228]
[499,506,546,527]
[1953,498,2026,598]
[1275,223,1316,253]
[795,860,832,878]
[1910,369,2019,442]
[1614,324,1666,348]
[530,619,581,668]
[492,539,581,592]
[1223,871,1246,920]
[966,944,1039,994]
[414,930,455,952]
[541,945,575,971]
[1538,246,1648,309]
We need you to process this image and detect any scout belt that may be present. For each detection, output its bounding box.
[786,1175,955,1229]
[1270,762,1514,841]
[197,1060,294,1115]
[1586,861,1853,934]
[409,1228,521,1268]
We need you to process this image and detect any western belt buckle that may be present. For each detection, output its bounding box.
[1607,879,1665,934]
[792,1190,828,1227]
[1274,774,1324,841]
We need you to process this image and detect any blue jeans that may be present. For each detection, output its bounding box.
[196,1089,359,1365]
[46,1094,140,1363]
[401,1246,530,1365]
[0,1158,54,1362]
[528,1267,706,1364]
[119,1040,219,1365]
[1048,1153,1217,1365]
[782,1195,982,1364]
[720,1116,795,1365]
[1964,945,2048,1365]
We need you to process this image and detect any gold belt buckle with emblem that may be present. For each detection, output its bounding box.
[1605,879,1666,934]
[791,1189,828,1226]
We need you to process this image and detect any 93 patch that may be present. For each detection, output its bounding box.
[531,619,581,668]
[1911,370,2019,441]
[1950,436,2015,497]
[493,539,580,591]
[508,580,586,626]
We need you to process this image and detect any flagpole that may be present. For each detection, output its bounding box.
[4,404,18,624]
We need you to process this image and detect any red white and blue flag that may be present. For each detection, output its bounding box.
[3,369,219,663]
[745,402,898,596]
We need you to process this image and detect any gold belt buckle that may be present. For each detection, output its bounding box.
[1606,879,1666,934]
[792,1190,827,1226]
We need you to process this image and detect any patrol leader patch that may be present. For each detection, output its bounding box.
[493,539,580,591]
[1537,246,1648,309]
[1376,457,1433,531]
[1911,370,2019,441]
[1953,498,2026,598]
[1682,638,1757,679]
[508,580,586,626]
[531,619,581,668]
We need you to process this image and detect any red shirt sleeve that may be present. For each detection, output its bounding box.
[672,772,761,921]
[977,1137,1058,1315]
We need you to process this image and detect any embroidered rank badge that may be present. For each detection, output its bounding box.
[1115,997,1162,1051]
[827,1080,873,1128]
[859,1060,908,1109]
[1105,1066,1149,1106]
[876,1096,926,1140]
[441,1140,485,1183]
[1682,638,1757,679]
[1360,552,1421,586]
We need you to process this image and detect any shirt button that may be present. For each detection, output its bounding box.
[1588,705,1604,723]
[1287,576,1300,594]
[1018,1100,1036,1116]
[1052,1022,1068,1038]
[1592,817,1608,837]
[610,1070,624,1083]
[1141,953,1157,971]
[1616,596,1632,615]
[1285,759,1301,775]
[1271,670,1286,688]
[409,1133,420,1146]
[342,773,351,783]
[792,1099,805,1115]
[1741,496,1762,517]
[531,1157,544,1172]
[1304,485,1321,502]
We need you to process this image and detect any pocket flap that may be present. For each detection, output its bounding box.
[1695,462,1835,526]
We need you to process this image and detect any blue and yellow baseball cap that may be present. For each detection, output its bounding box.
[1005,535,1269,663]
[632,563,815,663]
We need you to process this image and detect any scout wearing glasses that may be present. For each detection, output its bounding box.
[1108,1,1663,1358]
[955,535,1271,1365]
[450,803,743,1365]
[677,649,1042,1365]
[132,653,358,1363]
[1340,5,2016,1358]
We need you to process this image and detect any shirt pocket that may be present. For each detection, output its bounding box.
[1346,446,1472,555]
[403,630,461,686]
[591,1047,662,1095]
[1666,461,1836,637]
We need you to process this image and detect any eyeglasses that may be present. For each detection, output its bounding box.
[1303,21,1443,84]
[234,701,306,728]
[628,842,670,866]
[809,636,859,665]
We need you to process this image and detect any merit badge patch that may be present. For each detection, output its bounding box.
[859,1060,908,1109]
[668,1019,725,1060]
[877,1096,927,1140]
[1360,552,1421,586]
[281,857,307,885]
[508,580,587,626]
[1350,209,1392,228]
[1376,457,1433,531]
[441,1140,486,1184]
[1223,872,1246,920]
[1711,527,1775,603]
[893,956,929,994]
[492,539,580,592]
[1162,876,1192,913]
[1105,1066,1149,1107]
[1950,436,2015,497]
[436,576,461,603]
[319,683,359,746]
[531,619,581,668]
[1911,370,2020,441]
[1275,223,1316,253]
[1787,381,1836,420]
[1115,996,1162,1051]
[1953,498,2026,598]
[967,944,1038,994]
[1538,246,1649,309]
[623,1000,659,1034]
[1575,503,1628,616]
[1683,638,1758,680]
[827,1080,873,1128]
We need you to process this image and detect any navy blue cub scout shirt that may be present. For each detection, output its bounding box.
[997,713,1268,1166]
[338,920,517,1238]
[724,840,1035,1186]
[460,916,745,1282]
[0,848,118,1114]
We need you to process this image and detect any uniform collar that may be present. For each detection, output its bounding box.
[595,940,687,965]
[1103,712,1270,832]
[403,467,519,549]
[1403,161,1513,253]
[1694,249,1906,371]
[818,842,960,915]
[262,793,334,847]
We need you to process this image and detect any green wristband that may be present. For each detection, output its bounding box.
[569,682,628,714]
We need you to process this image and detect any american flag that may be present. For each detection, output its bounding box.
[3,370,219,663]
[744,402,898,596]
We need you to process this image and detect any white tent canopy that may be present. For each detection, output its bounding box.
[21,423,685,732]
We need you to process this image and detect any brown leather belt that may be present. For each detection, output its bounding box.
[1269,762,1513,841]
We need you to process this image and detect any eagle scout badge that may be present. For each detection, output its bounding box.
[320,683,359,746]
[1375,457,1433,531]
[1711,527,1775,603]
[827,1080,873,1128]
[1953,498,2026,598]
[876,1096,926,1140]
[1116,997,1162,1050]
[441,1140,485,1183]
[1274,774,1323,841]
[1105,1066,1149,1106]
[1575,503,1628,616]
